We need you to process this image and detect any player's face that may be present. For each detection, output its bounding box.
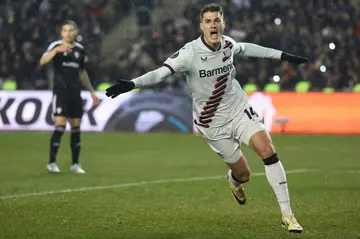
[61,24,77,43]
[200,11,225,47]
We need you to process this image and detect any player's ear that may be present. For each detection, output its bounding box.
[200,22,204,31]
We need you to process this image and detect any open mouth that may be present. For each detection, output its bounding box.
[210,30,218,39]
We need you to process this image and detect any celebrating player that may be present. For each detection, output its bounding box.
[40,21,100,174]
[105,3,307,233]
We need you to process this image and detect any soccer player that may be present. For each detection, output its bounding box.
[39,21,100,174]
[105,4,307,233]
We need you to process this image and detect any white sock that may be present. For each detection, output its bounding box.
[227,170,241,186]
[265,161,293,217]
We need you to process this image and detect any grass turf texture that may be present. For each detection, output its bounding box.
[0,132,360,239]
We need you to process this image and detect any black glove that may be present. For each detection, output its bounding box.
[105,79,135,98]
[281,52,308,64]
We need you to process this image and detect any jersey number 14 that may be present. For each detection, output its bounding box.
[244,106,259,120]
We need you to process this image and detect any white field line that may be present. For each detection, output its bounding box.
[0,169,314,200]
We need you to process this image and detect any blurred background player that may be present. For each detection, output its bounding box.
[105,3,307,233]
[39,21,100,174]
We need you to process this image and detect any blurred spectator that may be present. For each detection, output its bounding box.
[0,0,359,92]
[116,0,360,92]
[0,0,132,89]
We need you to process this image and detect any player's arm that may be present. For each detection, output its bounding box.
[235,42,307,64]
[39,49,57,66]
[79,69,100,104]
[79,70,95,92]
[106,45,193,99]
[79,54,95,92]
[79,55,100,104]
[39,44,71,66]
[105,66,172,98]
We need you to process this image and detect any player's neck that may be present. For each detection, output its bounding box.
[210,42,220,50]
[201,35,221,51]
[63,41,75,47]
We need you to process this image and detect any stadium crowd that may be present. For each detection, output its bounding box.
[0,0,359,92]
[116,0,360,92]
[0,0,132,90]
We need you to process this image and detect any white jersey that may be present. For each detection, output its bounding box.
[132,35,282,129]
[163,35,281,128]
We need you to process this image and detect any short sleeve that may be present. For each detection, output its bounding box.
[42,41,62,56]
[223,36,242,55]
[163,44,194,74]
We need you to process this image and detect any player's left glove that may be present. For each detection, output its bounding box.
[281,52,308,64]
[105,79,135,98]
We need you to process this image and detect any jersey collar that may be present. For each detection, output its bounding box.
[201,35,221,52]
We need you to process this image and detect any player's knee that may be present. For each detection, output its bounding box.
[240,170,251,183]
[54,125,66,133]
[233,170,250,183]
[70,118,81,128]
[71,126,80,132]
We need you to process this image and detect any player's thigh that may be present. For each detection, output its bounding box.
[206,136,242,164]
[196,120,242,163]
[69,118,81,127]
[234,106,265,145]
[52,94,69,124]
[235,109,275,159]
[54,116,67,126]
[68,96,84,121]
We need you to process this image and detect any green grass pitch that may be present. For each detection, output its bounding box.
[0,132,360,239]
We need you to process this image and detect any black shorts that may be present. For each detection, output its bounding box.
[52,93,83,118]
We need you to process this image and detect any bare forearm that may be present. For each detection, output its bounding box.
[80,70,95,92]
[238,43,282,59]
[40,50,57,66]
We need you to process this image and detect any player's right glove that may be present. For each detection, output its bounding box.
[105,79,135,98]
[281,52,308,64]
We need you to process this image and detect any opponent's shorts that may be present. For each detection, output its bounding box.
[52,93,83,118]
[196,105,266,164]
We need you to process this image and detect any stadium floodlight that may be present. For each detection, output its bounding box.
[320,65,327,72]
[273,75,280,82]
[274,18,281,25]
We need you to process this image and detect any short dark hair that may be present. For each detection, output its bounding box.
[62,20,79,30]
[199,3,224,22]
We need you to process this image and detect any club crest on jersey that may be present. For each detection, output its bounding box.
[74,52,79,59]
[222,48,231,62]
[170,51,179,59]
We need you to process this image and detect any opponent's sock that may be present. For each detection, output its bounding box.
[227,170,241,186]
[70,126,81,165]
[49,125,65,164]
[264,153,293,217]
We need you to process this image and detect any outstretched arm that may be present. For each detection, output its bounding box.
[105,66,172,98]
[237,43,308,64]
[106,44,193,99]
[132,66,172,88]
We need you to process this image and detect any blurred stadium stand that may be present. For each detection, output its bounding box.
[0,0,359,92]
